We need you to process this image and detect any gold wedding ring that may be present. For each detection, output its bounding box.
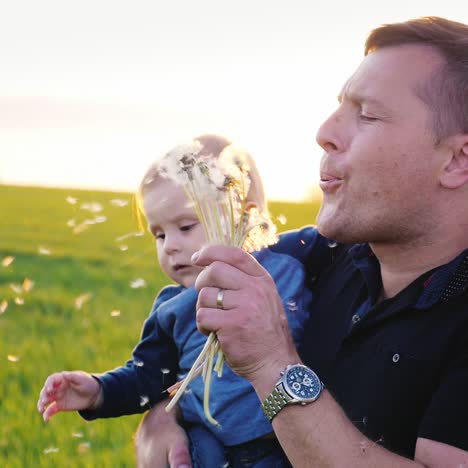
[216,288,225,309]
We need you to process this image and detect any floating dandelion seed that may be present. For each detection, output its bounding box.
[75,293,92,310]
[80,202,103,213]
[119,245,128,252]
[22,278,34,292]
[93,216,107,224]
[43,447,60,454]
[139,395,149,406]
[72,432,84,438]
[161,368,170,375]
[134,360,144,367]
[0,300,7,314]
[2,256,14,267]
[77,442,91,454]
[9,283,22,294]
[38,246,51,255]
[276,214,287,225]
[300,239,306,245]
[66,196,77,205]
[115,231,145,242]
[73,224,90,234]
[67,219,76,227]
[110,310,121,317]
[130,278,146,289]
[14,297,24,305]
[8,355,20,362]
[110,199,129,207]
[286,300,298,312]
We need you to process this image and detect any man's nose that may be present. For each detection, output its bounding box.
[315,111,342,154]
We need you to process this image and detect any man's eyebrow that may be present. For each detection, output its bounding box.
[337,90,387,109]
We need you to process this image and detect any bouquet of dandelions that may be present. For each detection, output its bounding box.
[161,140,277,426]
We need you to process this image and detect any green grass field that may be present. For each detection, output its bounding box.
[0,184,320,467]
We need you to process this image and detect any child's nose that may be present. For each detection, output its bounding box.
[163,235,181,253]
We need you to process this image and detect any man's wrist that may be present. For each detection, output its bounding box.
[251,352,303,401]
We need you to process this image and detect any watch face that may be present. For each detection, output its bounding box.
[284,365,322,402]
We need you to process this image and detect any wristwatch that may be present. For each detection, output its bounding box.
[261,364,323,422]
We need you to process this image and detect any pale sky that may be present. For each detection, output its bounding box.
[1,0,466,201]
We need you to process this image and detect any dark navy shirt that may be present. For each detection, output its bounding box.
[297,231,468,458]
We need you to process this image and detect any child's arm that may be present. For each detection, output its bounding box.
[37,371,102,422]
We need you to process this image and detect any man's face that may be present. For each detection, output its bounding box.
[315,44,448,245]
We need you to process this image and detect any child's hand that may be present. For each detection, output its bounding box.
[37,371,103,422]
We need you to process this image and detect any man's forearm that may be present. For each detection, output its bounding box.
[258,386,423,467]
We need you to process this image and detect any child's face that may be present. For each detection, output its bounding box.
[143,178,206,288]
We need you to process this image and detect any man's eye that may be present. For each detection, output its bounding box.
[359,113,378,122]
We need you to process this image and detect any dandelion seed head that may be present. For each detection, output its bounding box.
[14,297,24,305]
[2,256,14,267]
[110,310,121,317]
[72,432,84,438]
[8,355,20,362]
[0,300,7,314]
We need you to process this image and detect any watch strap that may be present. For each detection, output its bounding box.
[261,384,293,422]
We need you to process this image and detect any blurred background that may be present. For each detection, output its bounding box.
[1,0,466,202]
[1,1,466,466]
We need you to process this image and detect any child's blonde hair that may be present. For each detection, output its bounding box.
[137,134,268,219]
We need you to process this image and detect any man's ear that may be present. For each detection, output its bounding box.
[440,135,468,189]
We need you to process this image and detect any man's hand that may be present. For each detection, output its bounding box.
[193,245,300,390]
[37,371,102,422]
[135,401,191,468]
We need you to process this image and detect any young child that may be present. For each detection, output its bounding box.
[37,134,317,467]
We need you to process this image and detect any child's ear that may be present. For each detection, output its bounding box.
[440,135,468,189]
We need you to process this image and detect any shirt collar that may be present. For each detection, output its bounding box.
[349,244,468,309]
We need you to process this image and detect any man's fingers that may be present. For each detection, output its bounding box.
[192,245,263,277]
[197,287,233,311]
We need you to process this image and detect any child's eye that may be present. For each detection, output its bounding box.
[180,223,198,232]
[155,232,165,240]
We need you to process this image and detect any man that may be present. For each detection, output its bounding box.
[137,16,468,467]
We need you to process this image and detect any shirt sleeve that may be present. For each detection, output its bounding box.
[80,292,179,420]
[418,329,468,451]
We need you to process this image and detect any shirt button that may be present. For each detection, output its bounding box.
[352,314,360,324]
[392,353,400,363]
